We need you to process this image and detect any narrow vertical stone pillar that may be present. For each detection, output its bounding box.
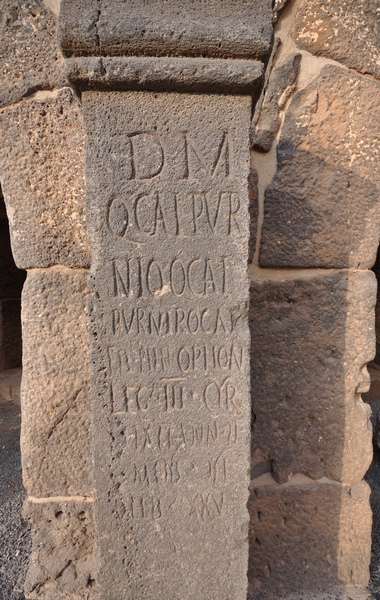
[59,2,270,597]
[86,91,252,599]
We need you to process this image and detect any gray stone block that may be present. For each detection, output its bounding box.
[0,88,89,269]
[289,0,380,79]
[250,270,375,484]
[0,0,66,108]
[248,476,372,597]
[21,268,91,497]
[253,53,301,153]
[260,66,380,269]
[59,0,274,61]
[64,56,264,95]
[84,90,252,599]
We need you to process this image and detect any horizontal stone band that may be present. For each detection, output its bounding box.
[64,56,264,94]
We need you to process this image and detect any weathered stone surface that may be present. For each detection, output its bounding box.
[363,364,380,448]
[249,169,259,263]
[0,298,22,371]
[84,91,251,599]
[372,251,380,364]
[260,66,380,269]
[0,88,89,269]
[21,268,91,497]
[59,0,274,61]
[250,270,375,484]
[24,500,95,600]
[253,53,301,152]
[0,0,66,108]
[289,0,380,79]
[248,476,372,597]
[65,56,264,95]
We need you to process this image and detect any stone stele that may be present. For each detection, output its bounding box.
[84,91,252,599]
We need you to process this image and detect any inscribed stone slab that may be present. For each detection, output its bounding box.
[84,91,251,599]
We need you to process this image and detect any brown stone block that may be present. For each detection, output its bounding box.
[248,476,372,598]
[21,268,91,497]
[0,298,22,371]
[289,0,380,79]
[0,88,89,269]
[260,66,380,269]
[0,0,66,108]
[0,0,65,107]
[250,270,375,484]
[24,499,95,600]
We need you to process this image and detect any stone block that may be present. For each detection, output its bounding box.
[0,298,22,371]
[21,268,91,497]
[250,270,375,484]
[253,52,301,153]
[0,88,89,269]
[24,499,95,600]
[289,0,380,79]
[59,0,274,61]
[0,0,66,108]
[84,91,252,598]
[248,475,372,597]
[260,65,380,269]
[64,56,264,95]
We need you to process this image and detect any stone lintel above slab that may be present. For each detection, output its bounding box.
[64,56,264,94]
[58,0,274,62]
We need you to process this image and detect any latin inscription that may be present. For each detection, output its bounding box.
[107,190,242,239]
[89,90,250,582]
[109,255,228,299]
[100,127,247,522]
[110,306,243,337]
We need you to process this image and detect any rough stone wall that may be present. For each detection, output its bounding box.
[249,0,380,596]
[0,1,378,599]
[0,2,94,598]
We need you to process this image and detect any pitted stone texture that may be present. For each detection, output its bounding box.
[64,56,264,95]
[289,0,380,79]
[253,53,301,153]
[248,476,372,597]
[250,270,375,484]
[21,268,91,497]
[260,66,380,269]
[0,88,89,269]
[59,0,273,61]
[24,500,95,600]
[0,0,66,108]
[85,91,251,599]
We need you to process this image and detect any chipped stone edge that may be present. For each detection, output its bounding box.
[64,56,264,94]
